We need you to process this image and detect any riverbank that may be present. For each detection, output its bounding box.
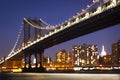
[46,69,120,74]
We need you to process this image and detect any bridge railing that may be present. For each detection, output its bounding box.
[0,0,120,64]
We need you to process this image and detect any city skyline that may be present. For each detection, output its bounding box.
[0,0,120,59]
[44,40,119,61]
[43,41,120,71]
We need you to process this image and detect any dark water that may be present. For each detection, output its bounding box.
[0,73,119,80]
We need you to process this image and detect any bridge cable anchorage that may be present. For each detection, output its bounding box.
[24,18,56,30]
[8,25,23,57]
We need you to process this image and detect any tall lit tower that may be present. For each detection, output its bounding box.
[33,58,36,64]
[101,45,107,57]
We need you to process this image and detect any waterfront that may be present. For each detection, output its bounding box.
[0,73,119,80]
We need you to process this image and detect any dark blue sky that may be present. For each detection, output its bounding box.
[0,0,120,59]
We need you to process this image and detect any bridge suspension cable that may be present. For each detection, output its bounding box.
[24,18,56,30]
[40,18,51,27]
[87,0,99,11]
[81,0,100,14]
[8,25,23,57]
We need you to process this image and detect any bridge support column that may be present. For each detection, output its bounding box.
[22,49,45,72]
[28,54,31,68]
[24,53,27,68]
[39,50,44,68]
[38,49,45,72]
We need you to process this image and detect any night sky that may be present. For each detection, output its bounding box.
[0,0,120,60]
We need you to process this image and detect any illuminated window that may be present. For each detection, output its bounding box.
[75,54,77,57]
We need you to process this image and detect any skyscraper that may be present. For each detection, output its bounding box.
[72,44,99,67]
[100,45,107,57]
[112,40,120,64]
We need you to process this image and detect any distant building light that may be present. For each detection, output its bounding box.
[100,45,107,57]
[33,58,36,64]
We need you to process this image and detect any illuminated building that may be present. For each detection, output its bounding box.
[99,54,112,65]
[100,45,107,57]
[66,52,73,64]
[72,44,99,67]
[3,60,23,69]
[56,49,67,63]
[44,57,52,68]
[56,49,73,67]
[44,57,52,64]
[112,40,120,64]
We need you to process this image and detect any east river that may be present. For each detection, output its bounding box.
[0,73,119,80]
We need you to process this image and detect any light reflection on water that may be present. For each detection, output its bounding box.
[0,73,119,80]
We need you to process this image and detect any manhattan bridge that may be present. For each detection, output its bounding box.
[0,0,120,72]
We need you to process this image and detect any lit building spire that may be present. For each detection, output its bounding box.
[33,58,36,64]
[101,45,107,57]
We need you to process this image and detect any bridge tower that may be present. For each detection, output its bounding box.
[23,18,31,46]
[34,19,41,40]
[22,18,46,72]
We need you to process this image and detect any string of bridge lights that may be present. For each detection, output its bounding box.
[24,18,56,30]
[8,25,23,57]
